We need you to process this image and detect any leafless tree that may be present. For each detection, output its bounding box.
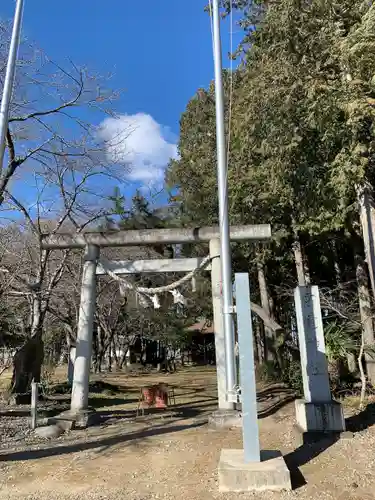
[0,22,133,393]
[0,21,128,206]
[0,158,123,392]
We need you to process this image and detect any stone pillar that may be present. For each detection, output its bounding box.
[294,286,345,437]
[71,245,99,416]
[209,239,234,411]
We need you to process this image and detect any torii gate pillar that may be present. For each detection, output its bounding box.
[71,245,99,418]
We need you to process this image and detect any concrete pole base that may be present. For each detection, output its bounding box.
[218,449,291,492]
[208,409,242,429]
[295,399,345,433]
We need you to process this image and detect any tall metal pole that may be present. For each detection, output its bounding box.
[0,0,25,173]
[212,0,236,398]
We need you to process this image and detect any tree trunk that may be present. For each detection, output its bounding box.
[111,337,120,371]
[65,330,76,384]
[332,239,343,288]
[254,317,264,365]
[156,340,162,371]
[358,183,375,302]
[355,251,375,386]
[117,343,129,370]
[327,358,341,391]
[347,353,357,374]
[359,330,367,410]
[96,324,105,373]
[253,317,260,365]
[257,261,275,362]
[332,238,357,374]
[10,295,44,395]
[108,341,113,372]
[92,324,100,373]
[292,233,310,286]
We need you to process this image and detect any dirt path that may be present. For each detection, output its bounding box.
[1,368,375,500]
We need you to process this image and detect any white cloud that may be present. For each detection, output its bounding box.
[98,113,178,186]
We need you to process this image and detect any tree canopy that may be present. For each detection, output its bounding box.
[167,0,375,385]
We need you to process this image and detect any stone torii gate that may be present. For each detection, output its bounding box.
[42,224,271,423]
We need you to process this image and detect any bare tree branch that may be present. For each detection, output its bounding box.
[8,72,84,123]
[5,191,38,235]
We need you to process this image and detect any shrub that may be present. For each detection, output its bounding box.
[281,359,303,395]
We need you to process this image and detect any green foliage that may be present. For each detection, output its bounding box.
[324,320,359,363]
[166,0,375,385]
[256,359,303,394]
[255,358,303,394]
[281,360,303,395]
[255,360,280,383]
[170,0,375,236]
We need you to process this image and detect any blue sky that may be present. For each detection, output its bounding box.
[2,0,242,211]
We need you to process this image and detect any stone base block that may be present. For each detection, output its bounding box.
[34,424,65,439]
[57,409,99,429]
[35,409,99,436]
[208,409,242,429]
[295,399,345,433]
[45,414,75,432]
[218,449,291,492]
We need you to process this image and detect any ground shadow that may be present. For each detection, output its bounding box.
[256,384,294,399]
[257,394,296,419]
[284,433,338,490]
[236,395,295,420]
[283,452,308,490]
[44,380,139,410]
[345,403,375,432]
[283,403,375,490]
[0,409,31,417]
[48,380,139,397]
[177,388,210,398]
[254,384,297,418]
[0,420,206,462]
[88,396,138,409]
[173,403,215,418]
[98,408,137,422]
[98,402,208,425]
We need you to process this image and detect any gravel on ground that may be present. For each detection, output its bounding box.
[0,368,374,500]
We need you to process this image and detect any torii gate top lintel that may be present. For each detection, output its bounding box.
[41,224,271,250]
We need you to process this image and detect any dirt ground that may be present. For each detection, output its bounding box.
[1,367,375,500]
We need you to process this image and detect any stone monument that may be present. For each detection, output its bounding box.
[294,286,345,438]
